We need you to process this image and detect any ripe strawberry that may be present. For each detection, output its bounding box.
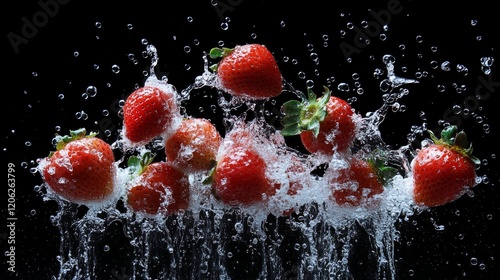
[209,43,283,99]
[165,118,222,173]
[40,128,115,204]
[281,86,356,156]
[280,155,310,215]
[205,146,275,207]
[329,157,397,207]
[412,126,479,207]
[126,152,190,215]
[122,85,179,146]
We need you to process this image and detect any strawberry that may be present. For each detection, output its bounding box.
[122,85,179,146]
[40,128,115,204]
[329,156,397,207]
[126,152,190,215]
[412,126,479,207]
[165,117,222,173]
[205,145,275,207]
[209,43,283,99]
[281,86,356,156]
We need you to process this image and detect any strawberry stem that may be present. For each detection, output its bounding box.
[209,47,234,59]
[128,151,155,176]
[427,125,480,165]
[52,128,97,153]
[281,86,331,137]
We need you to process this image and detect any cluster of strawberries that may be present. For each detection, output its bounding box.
[38,44,479,216]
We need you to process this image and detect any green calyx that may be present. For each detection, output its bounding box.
[281,86,331,137]
[49,128,97,156]
[367,157,399,186]
[208,47,234,72]
[127,151,155,176]
[202,160,218,185]
[427,125,480,165]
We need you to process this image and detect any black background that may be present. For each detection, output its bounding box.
[3,0,499,279]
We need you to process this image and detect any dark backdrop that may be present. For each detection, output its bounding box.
[3,0,499,279]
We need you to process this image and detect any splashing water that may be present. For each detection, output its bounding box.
[32,43,434,280]
[26,5,497,277]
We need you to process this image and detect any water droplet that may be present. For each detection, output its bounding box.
[25,141,32,147]
[103,245,110,252]
[479,263,486,270]
[408,269,414,276]
[184,46,191,53]
[95,22,102,28]
[186,16,193,22]
[111,65,120,74]
[470,257,478,266]
[234,222,243,233]
[126,23,133,30]
[470,19,478,26]
[456,64,469,76]
[280,20,286,27]
[441,61,451,71]
[415,35,423,43]
[86,86,97,97]
[298,71,306,79]
[452,105,462,114]
[221,22,229,30]
[73,51,79,57]
[337,83,350,92]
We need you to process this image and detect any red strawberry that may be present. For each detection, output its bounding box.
[209,44,283,99]
[206,145,275,207]
[329,157,397,207]
[123,85,179,146]
[281,86,356,156]
[126,152,190,215]
[40,128,115,204]
[412,126,479,207]
[281,155,310,215]
[165,118,222,173]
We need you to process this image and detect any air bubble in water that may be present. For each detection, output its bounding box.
[456,64,469,76]
[337,83,350,92]
[86,86,97,97]
[441,61,451,71]
[111,65,121,74]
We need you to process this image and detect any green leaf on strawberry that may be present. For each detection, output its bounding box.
[127,151,155,176]
[427,125,480,165]
[281,86,331,137]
